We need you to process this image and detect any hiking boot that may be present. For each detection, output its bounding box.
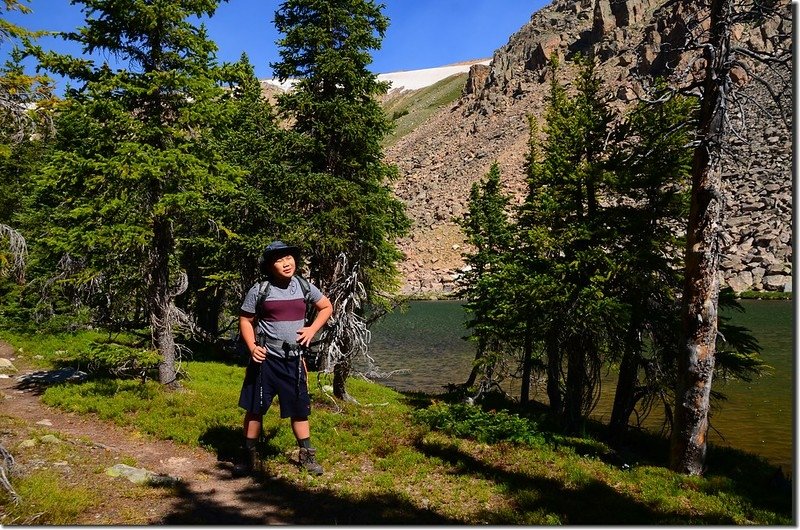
[298,447,324,475]
[232,445,260,476]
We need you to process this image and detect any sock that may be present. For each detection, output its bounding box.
[244,437,258,450]
[298,437,311,449]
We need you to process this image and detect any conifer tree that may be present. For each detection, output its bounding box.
[28,0,238,387]
[0,1,55,283]
[516,55,623,432]
[180,53,287,338]
[605,92,694,440]
[457,162,515,393]
[271,0,410,398]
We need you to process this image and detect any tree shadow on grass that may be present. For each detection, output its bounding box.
[162,473,461,524]
[181,423,463,525]
[159,459,460,525]
[413,437,741,525]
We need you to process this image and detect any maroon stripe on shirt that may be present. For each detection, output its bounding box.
[261,298,306,322]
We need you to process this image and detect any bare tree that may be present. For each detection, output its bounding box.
[636,0,791,474]
[316,253,372,402]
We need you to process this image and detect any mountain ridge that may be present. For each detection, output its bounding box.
[384,0,792,296]
[257,0,792,297]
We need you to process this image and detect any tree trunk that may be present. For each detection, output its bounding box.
[609,314,644,442]
[608,346,639,442]
[150,216,179,388]
[463,337,485,388]
[564,337,585,433]
[333,333,352,400]
[670,0,728,474]
[546,332,563,415]
[520,315,534,404]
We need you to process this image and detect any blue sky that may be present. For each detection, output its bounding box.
[4,0,547,91]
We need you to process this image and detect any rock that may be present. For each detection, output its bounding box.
[464,64,490,96]
[18,439,36,448]
[762,275,788,291]
[106,463,180,486]
[727,271,752,293]
[751,267,766,285]
[40,434,62,444]
[730,65,749,85]
[36,419,53,426]
[0,358,17,373]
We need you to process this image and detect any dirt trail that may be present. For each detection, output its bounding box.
[0,341,293,524]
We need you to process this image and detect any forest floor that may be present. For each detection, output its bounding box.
[0,340,308,525]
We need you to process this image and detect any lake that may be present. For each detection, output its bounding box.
[363,299,794,472]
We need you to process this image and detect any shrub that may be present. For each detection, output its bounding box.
[413,402,545,446]
[391,108,409,120]
[66,342,160,380]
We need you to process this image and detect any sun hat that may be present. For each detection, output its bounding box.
[259,241,301,272]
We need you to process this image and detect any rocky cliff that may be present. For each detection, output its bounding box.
[385,0,792,296]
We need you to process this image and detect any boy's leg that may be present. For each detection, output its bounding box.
[233,411,263,475]
[290,417,310,441]
[245,411,263,439]
[291,417,323,475]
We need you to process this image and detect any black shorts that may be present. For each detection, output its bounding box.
[238,355,311,419]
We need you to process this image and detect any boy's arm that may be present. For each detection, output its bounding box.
[240,312,266,362]
[296,295,333,347]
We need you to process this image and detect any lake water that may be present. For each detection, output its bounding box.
[364,299,794,472]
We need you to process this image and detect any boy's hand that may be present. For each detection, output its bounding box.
[296,326,315,347]
[250,345,267,362]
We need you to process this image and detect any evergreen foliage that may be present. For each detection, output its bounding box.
[457,162,516,392]
[0,2,56,284]
[25,0,239,386]
[271,0,410,398]
[516,55,624,432]
[458,55,765,441]
[272,0,409,295]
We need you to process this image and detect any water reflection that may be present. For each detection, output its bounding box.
[364,299,793,472]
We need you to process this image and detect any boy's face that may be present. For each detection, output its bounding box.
[270,253,296,281]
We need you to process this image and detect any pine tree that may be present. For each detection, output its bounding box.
[28,0,238,387]
[271,0,410,398]
[516,55,623,432]
[179,53,287,338]
[605,90,694,441]
[457,162,515,393]
[0,1,55,283]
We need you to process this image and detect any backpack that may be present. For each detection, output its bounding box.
[236,275,321,369]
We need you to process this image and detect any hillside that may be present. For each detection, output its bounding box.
[259,0,792,297]
[383,0,792,296]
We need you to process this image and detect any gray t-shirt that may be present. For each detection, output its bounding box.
[241,277,323,359]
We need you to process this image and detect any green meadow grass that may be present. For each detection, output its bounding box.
[382,72,469,146]
[0,329,793,524]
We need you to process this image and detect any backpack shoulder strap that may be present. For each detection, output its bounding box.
[254,280,271,318]
[295,275,312,304]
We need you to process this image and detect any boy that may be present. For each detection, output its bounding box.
[235,241,333,476]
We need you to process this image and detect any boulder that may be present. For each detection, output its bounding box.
[0,358,17,373]
[762,274,788,291]
[106,464,180,486]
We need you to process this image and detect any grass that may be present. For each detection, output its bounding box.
[737,290,792,300]
[381,72,469,146]
[0,329,794,524]
[0,416,165,525]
